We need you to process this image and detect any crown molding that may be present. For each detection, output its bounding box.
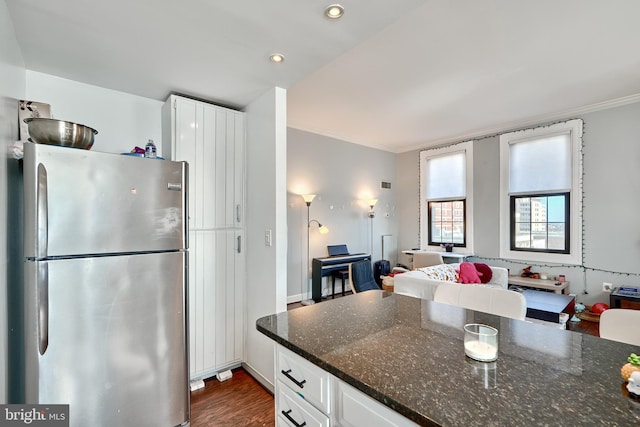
[399,93,640,153]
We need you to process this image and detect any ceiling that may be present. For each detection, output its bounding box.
[6,0,640,153]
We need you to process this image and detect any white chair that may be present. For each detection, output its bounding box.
[412,252,444,269]
[599,309,640,346]
[393,252,444,273]
[434,283,527,320]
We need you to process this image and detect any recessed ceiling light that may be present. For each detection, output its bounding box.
[325,4,344,19]
[269,53,285,63]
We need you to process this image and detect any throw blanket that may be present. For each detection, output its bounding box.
[415,264,458,282]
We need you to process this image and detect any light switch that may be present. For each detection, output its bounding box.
[265,229,272,247]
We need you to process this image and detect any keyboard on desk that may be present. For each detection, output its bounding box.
[314,253,369,271]
[317,253,368,264]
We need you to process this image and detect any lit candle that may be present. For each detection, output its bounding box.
[464,323,499,362]
[464,340,498,361]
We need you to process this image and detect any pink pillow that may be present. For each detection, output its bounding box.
[474,263,493,284]
[457,262,482,284]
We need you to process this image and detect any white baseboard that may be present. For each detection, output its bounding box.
[190,361,241,384]
[287,293,304,304]
[242,362,273,394]
[287,283,349,304]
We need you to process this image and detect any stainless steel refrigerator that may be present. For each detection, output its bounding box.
[20,142,190,427]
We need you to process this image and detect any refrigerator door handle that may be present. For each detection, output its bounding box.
[237,235,241,253]
[36,163,49,258]
[37,263,49,355]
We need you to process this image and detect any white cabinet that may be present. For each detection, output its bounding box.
[163,95,245,230]
[277,381,329,427]
[163,95,245,380]
[189,230,244,378]
[275,345,418,427]
[277,346,331,414]
[334,381,418,427]
[276,345,331,427]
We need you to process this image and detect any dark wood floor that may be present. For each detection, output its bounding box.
[288,289,354,310]
[567,318,599,336]
[190,368,274,426]
[189,294,352,425]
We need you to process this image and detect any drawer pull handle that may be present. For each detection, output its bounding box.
[281,369,306,389]
[282,409,306,427]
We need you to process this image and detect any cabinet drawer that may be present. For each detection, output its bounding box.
[277,380,329,427]
[334,380,418,427]
[277,345,331,414]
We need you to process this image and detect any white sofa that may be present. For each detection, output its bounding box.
[394,263,508,301]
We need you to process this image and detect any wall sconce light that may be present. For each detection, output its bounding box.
[300,194,329,305]
[367,199,378,218]
[309,219,329,234]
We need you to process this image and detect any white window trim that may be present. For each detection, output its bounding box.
[499,119,583,265]
[420,141,474,254]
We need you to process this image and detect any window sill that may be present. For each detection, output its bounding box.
[500,249,581,266]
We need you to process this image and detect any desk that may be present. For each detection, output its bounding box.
[311,253,369,303]
[508,275,570,295]
[402,250,472,265]
[257,291,640,426]
[610,287,640,310]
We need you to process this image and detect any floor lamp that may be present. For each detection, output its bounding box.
[301,194,328,306]
[368,199,377,257]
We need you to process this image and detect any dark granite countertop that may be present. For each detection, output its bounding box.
[256,290,640,426]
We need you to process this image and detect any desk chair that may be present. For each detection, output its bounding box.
[600,309,640,345]
[434,283,527,320]
[393,252,444,273]
[348,260,380,293]
[413,252,444,269]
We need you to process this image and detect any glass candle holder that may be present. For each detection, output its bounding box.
[464,323,498,362]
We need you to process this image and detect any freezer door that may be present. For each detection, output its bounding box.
[23,142,187,258]
[24,252,189,427]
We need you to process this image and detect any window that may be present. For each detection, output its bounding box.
[420,142,473,251]
[429,200,466,246]
[500,120,583,264]
[510,193,569,253]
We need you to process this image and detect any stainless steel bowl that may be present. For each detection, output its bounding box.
[24,118,98,150]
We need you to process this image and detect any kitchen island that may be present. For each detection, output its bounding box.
[257,290,640,426]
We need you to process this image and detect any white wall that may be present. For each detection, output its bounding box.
[287,128,397,302]
[396,100,640,305]
[244,87,287,390]
[25,71,163,155]
[0,0,26,402]
[396,150,420,263]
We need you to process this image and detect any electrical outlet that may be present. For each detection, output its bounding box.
[602,282,613,292]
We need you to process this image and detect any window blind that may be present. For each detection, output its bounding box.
[509,134,571,193]
[426,151,466,199]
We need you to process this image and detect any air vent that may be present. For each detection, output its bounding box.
[381,181,391,189]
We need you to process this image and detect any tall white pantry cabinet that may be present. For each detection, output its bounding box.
[162,94,245,381]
